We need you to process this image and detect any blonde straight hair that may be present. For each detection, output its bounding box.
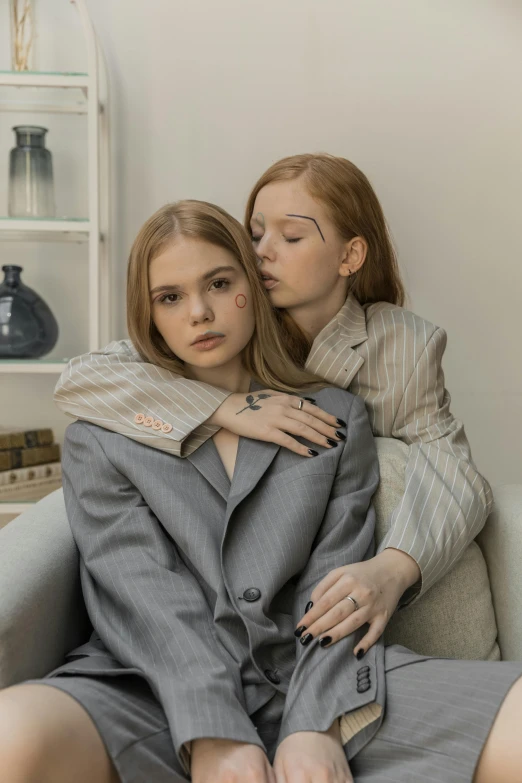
[245,153,407,359]
[126,200,326,394]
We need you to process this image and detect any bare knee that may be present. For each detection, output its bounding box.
[474,674,522,783]
[0,683,119,783]
[0,685,48,782]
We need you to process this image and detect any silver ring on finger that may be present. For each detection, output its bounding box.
[297,398,304,410]
[345,595,360,611]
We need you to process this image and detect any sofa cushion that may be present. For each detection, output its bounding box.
[373,437,500,661]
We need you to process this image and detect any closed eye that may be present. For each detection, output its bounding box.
[251,234,301,244]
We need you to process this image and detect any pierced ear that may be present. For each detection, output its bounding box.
[339,236,367,277]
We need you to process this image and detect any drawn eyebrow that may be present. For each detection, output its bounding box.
[150,265,237,296]
[285,214,325,243]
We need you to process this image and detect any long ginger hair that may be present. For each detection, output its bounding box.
[245,153,406,362]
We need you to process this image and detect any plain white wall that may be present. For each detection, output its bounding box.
[1,0,521,488]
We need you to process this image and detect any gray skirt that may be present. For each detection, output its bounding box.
[22,644,522,783]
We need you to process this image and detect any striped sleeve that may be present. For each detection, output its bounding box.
[378,326,494,603]
[53,340,233,457]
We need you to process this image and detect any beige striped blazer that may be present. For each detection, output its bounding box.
[53,293,493,603]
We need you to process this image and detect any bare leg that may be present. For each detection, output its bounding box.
[0,683,120,783]
[474,675,522,783]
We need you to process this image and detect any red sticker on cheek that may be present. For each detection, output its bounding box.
[235,294,247,308]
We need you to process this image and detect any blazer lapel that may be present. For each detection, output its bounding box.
[186,436,230,501]
[227,435,280,513]
[226,379,281,517]
[305,293,368,389]
[185,379,281,508]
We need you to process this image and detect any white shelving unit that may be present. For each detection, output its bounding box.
[0,0,110,514]
[0,0,110,363]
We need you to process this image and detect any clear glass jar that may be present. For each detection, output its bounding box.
[8,125,56,218]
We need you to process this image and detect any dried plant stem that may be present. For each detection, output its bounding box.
[11,0,34,71]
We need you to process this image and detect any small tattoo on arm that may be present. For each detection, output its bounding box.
[236,393,271,415]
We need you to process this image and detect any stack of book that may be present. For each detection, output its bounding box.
[0,427,62,503]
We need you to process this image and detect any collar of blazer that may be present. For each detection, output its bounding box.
[186,296,368,509]
[305,293,368,389]
[187,296,368,507]
[186,377,282,508]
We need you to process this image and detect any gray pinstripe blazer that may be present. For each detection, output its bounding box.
[54,294,493,606]
[56,382,421,772]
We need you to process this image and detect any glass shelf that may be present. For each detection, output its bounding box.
[0,359,69,374]
[0,71,89,88]
[0,70,88,77]
[0,217,90,242]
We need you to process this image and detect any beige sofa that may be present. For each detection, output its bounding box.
[1,436,522,689]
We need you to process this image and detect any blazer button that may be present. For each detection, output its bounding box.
[243,587,261,602]
[152,419,163,430]
[162,423,173,433]
[357,666,370,675]
[143,416,154,427]
[134,413,145,424]
[264,669,281,685]
[357,682,371,693]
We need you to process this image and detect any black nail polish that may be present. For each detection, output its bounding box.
[294,626,307,638]
[336,418,346,428]
[305,601,314,612]
[300,633,313,646]
[307,449,318,456]
[304,397,316,403]
[356,649,365,660]
[319,636,332,647]
[326,438,338,447]
[335,430,346,440]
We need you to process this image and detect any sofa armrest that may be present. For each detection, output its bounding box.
[476,484,522,661]
[0,489,91,688]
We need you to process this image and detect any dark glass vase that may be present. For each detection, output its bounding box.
[0,265,59,359]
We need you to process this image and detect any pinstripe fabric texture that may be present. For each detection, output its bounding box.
[349,647,522,783]
[53,293,493,603]
[28,646,522,782]
[51,384,400,774]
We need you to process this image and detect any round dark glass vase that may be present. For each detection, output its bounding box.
[0,265,59,359]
